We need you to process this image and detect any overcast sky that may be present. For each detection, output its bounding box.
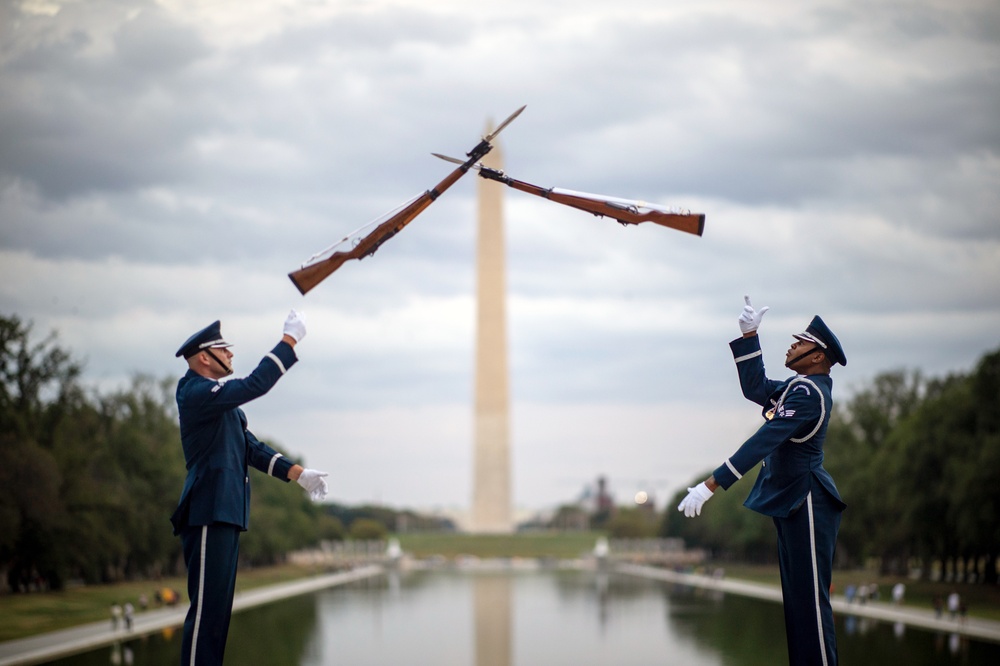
[2,0,998,523]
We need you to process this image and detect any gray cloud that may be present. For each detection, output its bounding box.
[1,0,998,510]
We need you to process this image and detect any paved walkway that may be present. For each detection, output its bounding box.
[0,566,383,666]
[616,563,1000,644]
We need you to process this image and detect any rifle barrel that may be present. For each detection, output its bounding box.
[288,148,489,294]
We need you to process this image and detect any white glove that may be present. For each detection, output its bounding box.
[677,482,714,518]
[738,295,770,334]
[283,309,307,342]
[296,468,329,501]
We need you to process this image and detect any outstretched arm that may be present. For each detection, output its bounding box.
[184,310,306,413]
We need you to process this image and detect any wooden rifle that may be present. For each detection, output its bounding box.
[431,156,705,236]
[288,105,526,295]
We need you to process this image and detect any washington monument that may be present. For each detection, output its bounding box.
[471,121,512,533]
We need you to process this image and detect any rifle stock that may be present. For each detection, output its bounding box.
[288,257,349,295]
[288,193,437,295]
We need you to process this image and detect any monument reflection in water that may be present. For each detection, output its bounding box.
[47,568,1000,665]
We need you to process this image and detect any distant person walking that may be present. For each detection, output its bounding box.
[110,603,122,631]
[948,591,961,620]
[677,296,848,666]
[171,312,330,666]
[933,595,944,618]
[123,601,134,632]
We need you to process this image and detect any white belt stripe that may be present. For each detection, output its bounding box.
[734,350,763,363]
[267,453,283,477]
[806,492,830,666]
[190,525,208,666]
[724,459,742,480]
[266,352,287,374]
[789,378,825,443]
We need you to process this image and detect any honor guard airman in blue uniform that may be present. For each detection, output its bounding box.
[171,311,329,666]
[678,297,847,666]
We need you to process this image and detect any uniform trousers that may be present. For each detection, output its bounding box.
[180,523,241,666]
[773,489,842,666]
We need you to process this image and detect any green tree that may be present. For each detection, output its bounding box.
[607,507,657,539]
[932,351,1000,584]
[316,513,346,542]
[349,518,388,541]
[821,354,998,581]
[0,313,341,589]
[963,349,1000,584]
[823,369,924,568]
[0,314,82,590]
[94,377,187,579]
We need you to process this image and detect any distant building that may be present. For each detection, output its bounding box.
[595,476,614,514]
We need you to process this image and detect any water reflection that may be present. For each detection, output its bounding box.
[107,643,131,665]
[43,568,1000,665]
[474,575,511,666]
[225,595,316,666]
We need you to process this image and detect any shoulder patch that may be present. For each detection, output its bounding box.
[791,383,811,396]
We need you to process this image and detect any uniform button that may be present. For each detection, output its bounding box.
[245,476,249,483]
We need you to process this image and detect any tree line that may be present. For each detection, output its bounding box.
[2,312,996,590]
[1,314,365,593]
[660,345,1000,585]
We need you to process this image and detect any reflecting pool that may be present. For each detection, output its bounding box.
[46,567,1000,665]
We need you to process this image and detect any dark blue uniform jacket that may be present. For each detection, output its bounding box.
[170,341,298,535]
[712,336,846,518]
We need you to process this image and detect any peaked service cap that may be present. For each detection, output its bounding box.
[792,315,847,366]
[175,320,233,359]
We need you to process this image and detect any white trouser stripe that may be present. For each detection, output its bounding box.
[267,453,283,477]
[190,525,208,666]
[807,493,829,666]
[266,352,287,374]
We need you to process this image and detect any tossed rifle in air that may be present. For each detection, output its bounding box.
[432,154,705,236]
[288,105,526,295]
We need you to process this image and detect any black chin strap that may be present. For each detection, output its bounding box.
[205,349,233,376]
[786,345,823,369]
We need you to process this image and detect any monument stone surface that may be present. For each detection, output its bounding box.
[471,124,512,533]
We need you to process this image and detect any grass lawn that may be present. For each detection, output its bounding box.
[0,563,318,643]
[395,530,605,560]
